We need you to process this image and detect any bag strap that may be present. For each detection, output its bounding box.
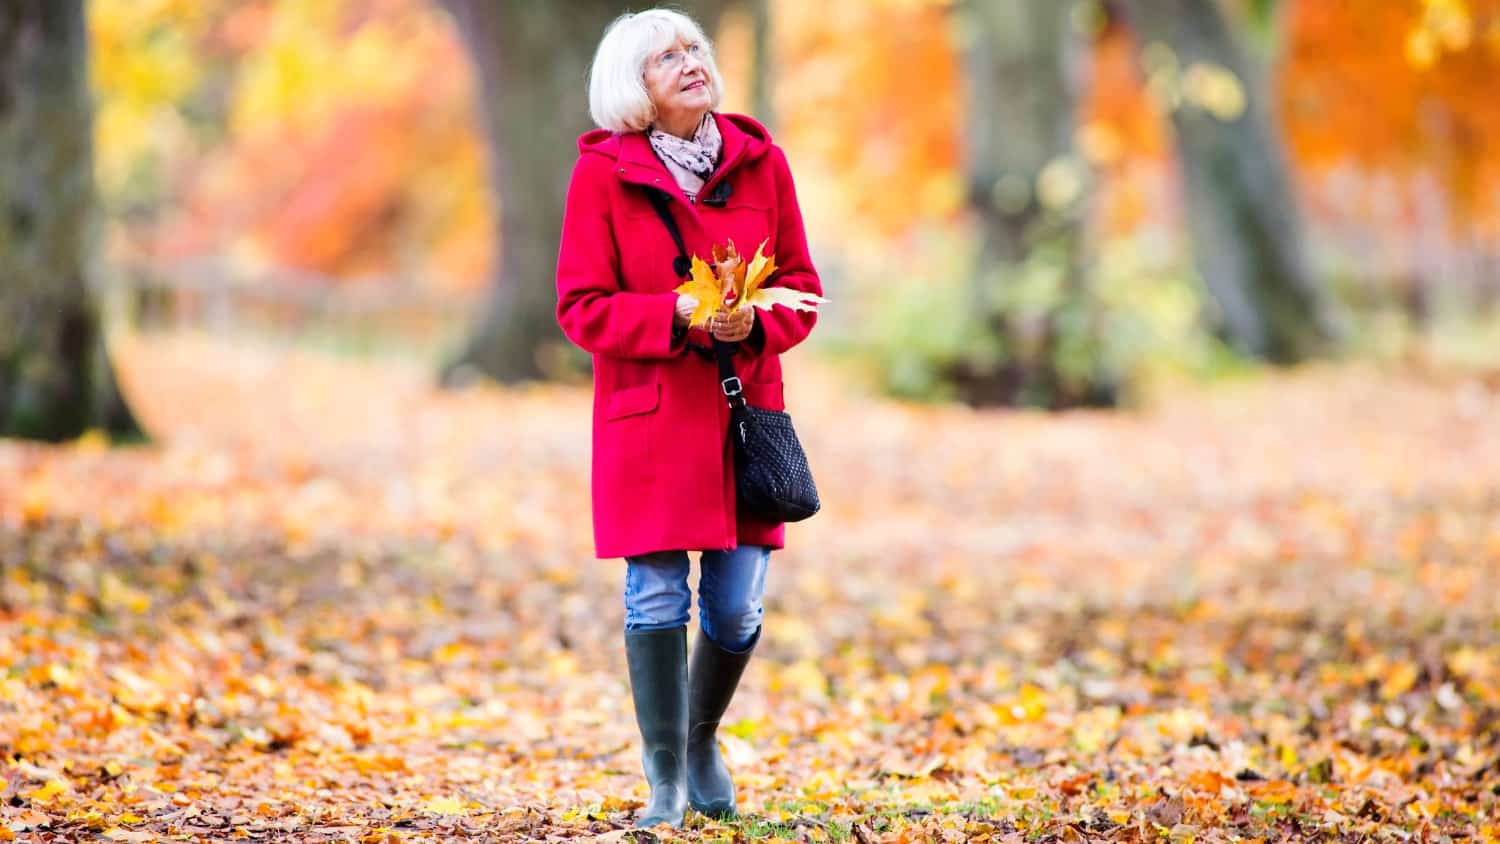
[644,188,692,280]
[643,187,746,409]
[712,337,746,410]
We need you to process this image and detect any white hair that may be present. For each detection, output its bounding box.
[588,8,724,133]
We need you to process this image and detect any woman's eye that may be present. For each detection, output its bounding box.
[658,51,678,66]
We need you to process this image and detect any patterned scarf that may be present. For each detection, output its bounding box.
[647,112,722,200]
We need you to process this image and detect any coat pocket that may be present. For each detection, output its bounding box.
[606,382,660,420]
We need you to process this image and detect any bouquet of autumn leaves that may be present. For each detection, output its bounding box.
[674,238,828,329]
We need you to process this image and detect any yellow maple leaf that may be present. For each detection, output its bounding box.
[744,285,829,315]
[73,429,110,453]
[679,240,826,324]
[1381,660,1418,699]
[732,239,778,309]
[26,779,71,804]
[672,255,726,327]
[20,484,48,526]
[47,663,80,690]
[423,796,466,815]
[730,239,828,315]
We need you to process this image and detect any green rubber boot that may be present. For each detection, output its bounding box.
[624,626,689,828]
[686,627,759,818]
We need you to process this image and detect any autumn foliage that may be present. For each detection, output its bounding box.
[89,0,1500,304]
[92,0,491,294]
[2,333,1499,839]
[21,5,1497,837]
[1282,0,1500,236]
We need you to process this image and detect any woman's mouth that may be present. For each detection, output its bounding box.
[682,80,705,91]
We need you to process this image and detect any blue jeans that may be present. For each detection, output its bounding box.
[624,545,770,652]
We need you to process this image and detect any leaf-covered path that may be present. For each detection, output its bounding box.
[2,333,1497,841]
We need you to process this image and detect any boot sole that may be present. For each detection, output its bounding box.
[633,816,686,829]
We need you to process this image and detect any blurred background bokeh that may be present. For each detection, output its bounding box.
[16,0,1500,431]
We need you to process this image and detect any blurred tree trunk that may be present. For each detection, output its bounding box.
[1117,0,1339,362]
[748,0,775,127]
[0,0,141,441]
[957,0,1114,408]
[439,1,734,385]
[1236,0,1289,59]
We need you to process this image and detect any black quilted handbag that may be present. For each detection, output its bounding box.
[644,187,821,523]
[713,339,820,522]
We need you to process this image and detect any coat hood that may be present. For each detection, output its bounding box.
[577,112,773,181]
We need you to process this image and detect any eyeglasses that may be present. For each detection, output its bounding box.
[651,42,704,71]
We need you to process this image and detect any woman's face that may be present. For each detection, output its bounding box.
[643,37,712,130]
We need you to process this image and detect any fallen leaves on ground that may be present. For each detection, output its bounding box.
[0,331,1497,842]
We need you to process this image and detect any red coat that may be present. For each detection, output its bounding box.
[555,113,821,559]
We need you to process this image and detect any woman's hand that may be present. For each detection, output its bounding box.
[673,294,699,327]
[708,306,754,343]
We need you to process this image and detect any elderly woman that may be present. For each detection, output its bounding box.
[554,7,821,830]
